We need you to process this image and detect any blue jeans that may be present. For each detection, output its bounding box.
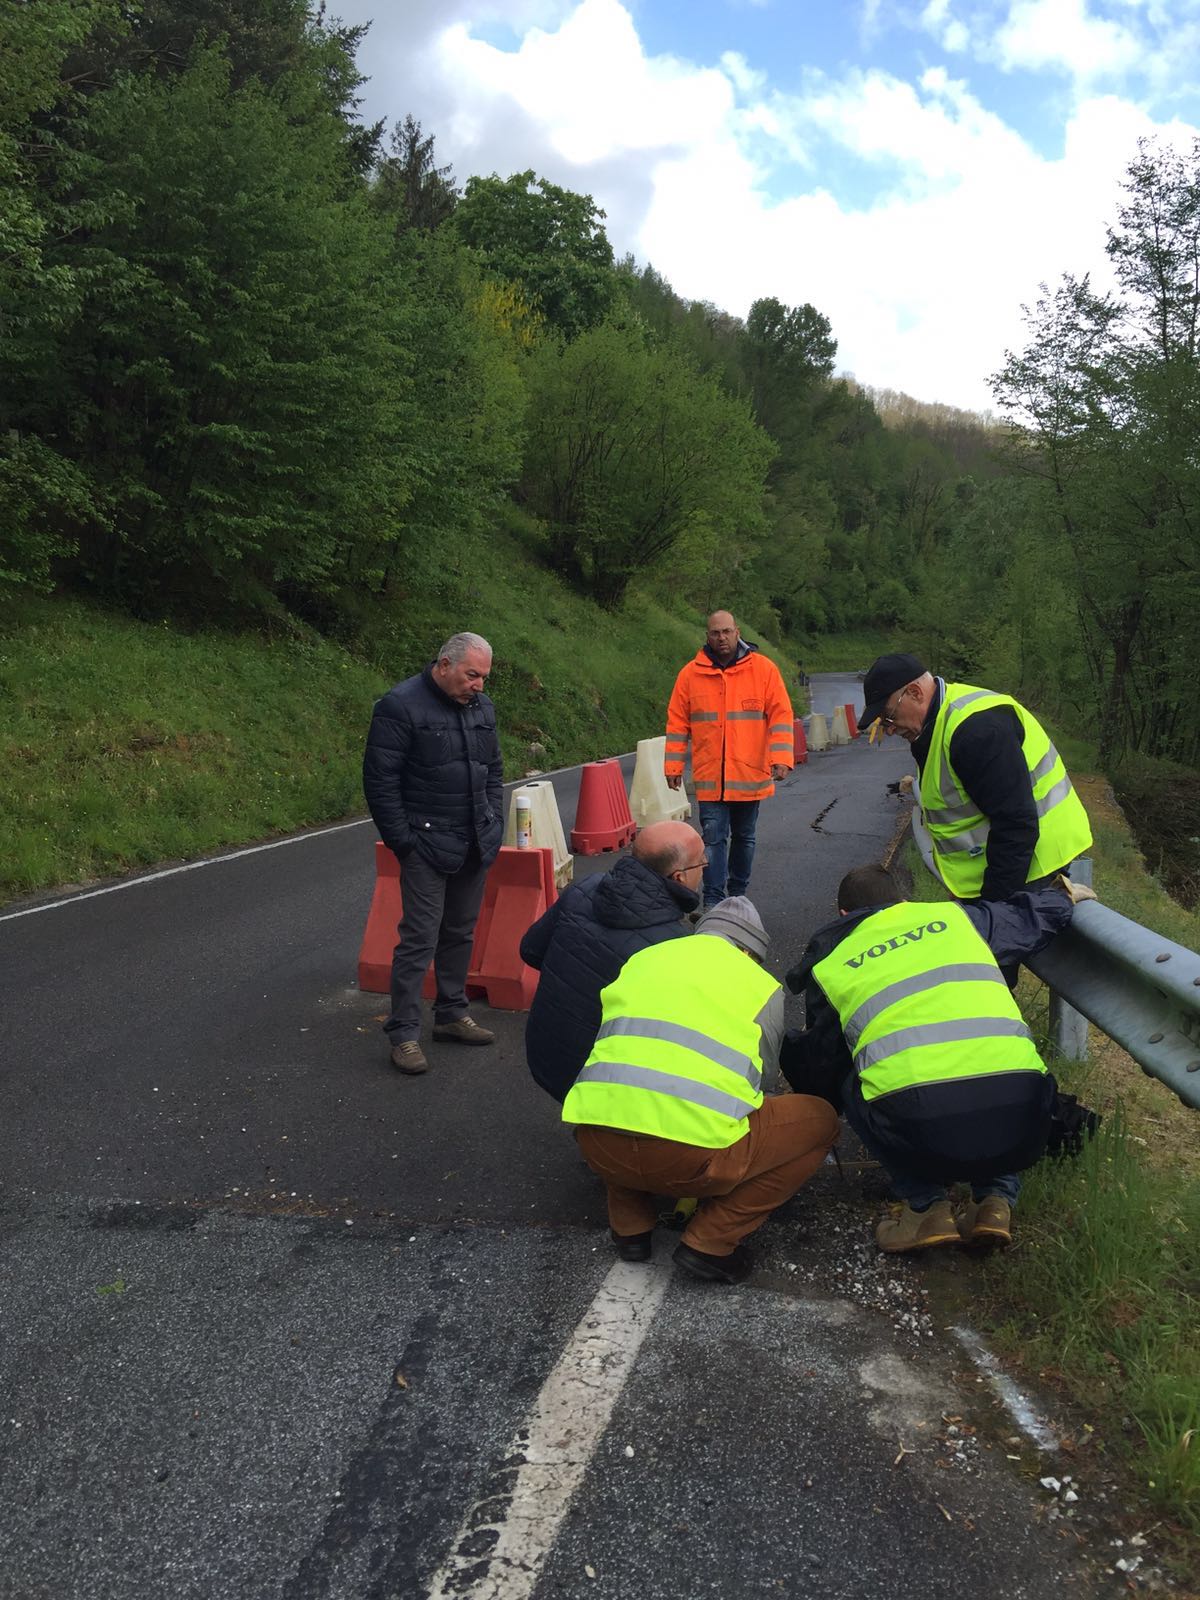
[698,800,760,908]
[843,1091,1020,1210]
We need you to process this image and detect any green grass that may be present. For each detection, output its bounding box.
[0,510,800,902]
[0,597,385,899]
[787,627,900,674]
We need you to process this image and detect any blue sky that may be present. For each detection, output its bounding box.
[333,1,1200,410]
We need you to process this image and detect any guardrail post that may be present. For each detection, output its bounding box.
[1048,859,1092,1062]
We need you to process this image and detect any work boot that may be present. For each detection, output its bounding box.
[673,1240,753,1284]
[957,1196,1013,1247]
[875,1199,959,1254]
[432,1016,495,1046]
[610,1229,653,1262]
[390,1041,429,1075]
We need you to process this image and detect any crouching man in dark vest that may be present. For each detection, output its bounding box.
[782,863,1094,1253]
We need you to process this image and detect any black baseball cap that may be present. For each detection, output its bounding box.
[860,653,927,728]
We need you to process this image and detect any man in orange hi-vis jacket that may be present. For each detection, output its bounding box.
[665,610,794,909]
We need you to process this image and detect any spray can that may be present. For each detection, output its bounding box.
[515,793,532,849]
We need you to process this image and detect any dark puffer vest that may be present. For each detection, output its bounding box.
[362,665,503,874]
[519,854,697,1103]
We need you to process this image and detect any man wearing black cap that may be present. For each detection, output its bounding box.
[859,653,1091,906]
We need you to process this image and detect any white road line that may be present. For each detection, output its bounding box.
[950,1324,1058,1451]
[1,752,638,927]
[425,1258,670,1600]
[0,819,371,924]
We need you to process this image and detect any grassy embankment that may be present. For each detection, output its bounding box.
[0,512,799,904]
[905,726,1200,1549]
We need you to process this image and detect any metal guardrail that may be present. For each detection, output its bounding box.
[910,811,1200,1110]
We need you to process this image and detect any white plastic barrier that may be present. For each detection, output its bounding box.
[807,712,830,752]
[830,705,851,746]
[504,781,574,888]
[629,736,691,828]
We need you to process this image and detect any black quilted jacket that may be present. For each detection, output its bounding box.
[362,666,503,874]
[519,854,697,1103]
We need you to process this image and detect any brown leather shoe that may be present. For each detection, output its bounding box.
[957,1196,1013,1247]
[390,1041,429,1075]
[875,1199,959,1253]
[432,1016,495,1045]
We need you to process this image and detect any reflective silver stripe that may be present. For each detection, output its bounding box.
[922,799,980,826]
[690,711,719,722]
[854,1016,1032,1073]
[573,1061,753,1122]
[725,781,768,791]
[596,1016,759,1086]
[944,689,993,717]
[1029,746,1059,786]
[694,783,719,793]
[768,742,791,752]
[933,826,990,854]
[1036,773,1072,816]
[726,710,764,721]
[769,723,792,733]
[843,965,1008,1049]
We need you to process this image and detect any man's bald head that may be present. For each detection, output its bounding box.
[633,821,704,878]
[705,610,740,665]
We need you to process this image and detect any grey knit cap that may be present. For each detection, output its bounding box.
[695,896,769,960]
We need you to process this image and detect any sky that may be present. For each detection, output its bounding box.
[329,0,1200,413]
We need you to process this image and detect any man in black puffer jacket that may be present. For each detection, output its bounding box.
[363,632,503,1076]
[519,820,704,1102]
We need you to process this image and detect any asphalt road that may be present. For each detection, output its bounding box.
[0,674,1118,1600]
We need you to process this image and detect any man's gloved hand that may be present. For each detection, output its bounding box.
[1057,873,1097,905]
[886,775,914,796]
[771,764,789,782]
[666,774,682,790]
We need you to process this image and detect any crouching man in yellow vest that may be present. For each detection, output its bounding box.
[562,897,839,1284]
[782,864,1095,1254]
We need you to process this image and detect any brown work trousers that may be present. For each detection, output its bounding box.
[575,1093,839,1257]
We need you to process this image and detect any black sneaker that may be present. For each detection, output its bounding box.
[673,1240,752,1284]
[610,1229,653,1262]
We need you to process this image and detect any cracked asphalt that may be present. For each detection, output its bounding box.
[0,673,1135,1599]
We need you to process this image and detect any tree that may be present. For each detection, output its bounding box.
[370,115,459,236]
[522,321,774,608]
[450,170,616,339]
[740,296,837,444]
[991,139,1200,766]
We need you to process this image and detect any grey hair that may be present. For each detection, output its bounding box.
[437,631,491,665]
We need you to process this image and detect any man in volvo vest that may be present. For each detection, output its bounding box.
[782,863,1095,1253]
[860,654,1092,906]
[664,611,794,909]
[561,897,838,1284]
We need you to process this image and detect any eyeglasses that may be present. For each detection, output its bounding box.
[879,685,909,729]
[678,854,709,874]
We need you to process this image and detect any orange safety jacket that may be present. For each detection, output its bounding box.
[664,645,794,803]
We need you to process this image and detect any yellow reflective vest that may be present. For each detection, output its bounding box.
[812,902,1047,1104]
[921,682,1092,898]
[561,935,779,1148]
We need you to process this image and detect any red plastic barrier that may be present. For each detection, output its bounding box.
[570,759,636,855]
[357,842,556,1011]
[844,703,860,740]
[358,841,403,993]
[465,846,555,1010]
[792,716,808,765]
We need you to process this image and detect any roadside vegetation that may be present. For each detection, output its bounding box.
[905,746,1200,1551]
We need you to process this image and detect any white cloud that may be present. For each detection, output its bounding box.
[994,0,1143,79]
[334,0,1200,410]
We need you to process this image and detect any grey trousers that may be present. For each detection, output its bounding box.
[385,848,489,1041]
